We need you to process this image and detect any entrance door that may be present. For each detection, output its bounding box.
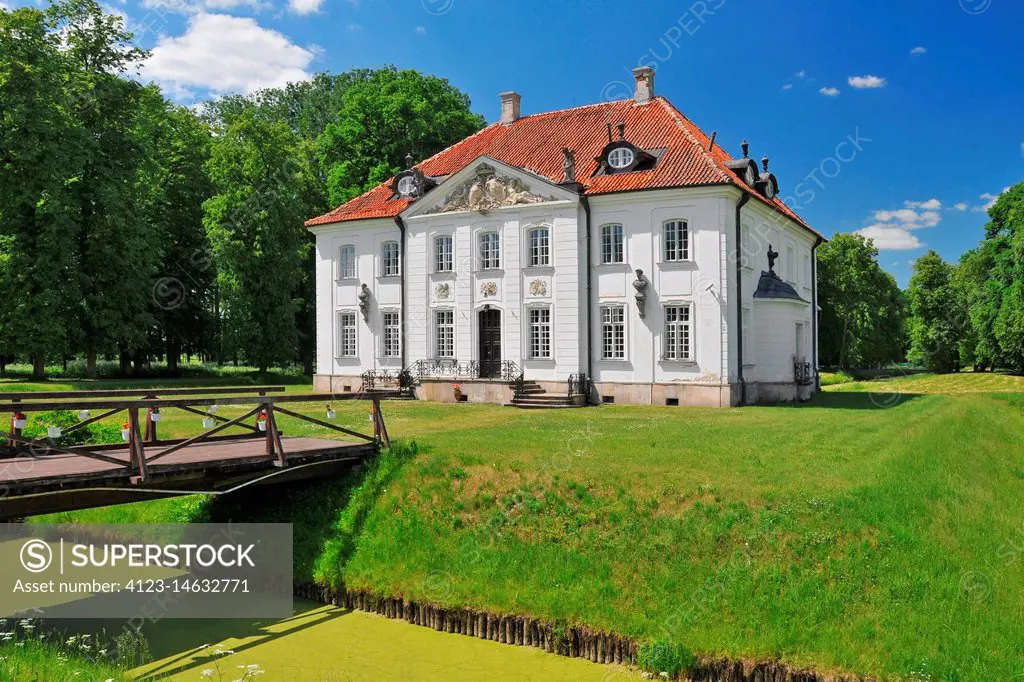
[478,309,502,378]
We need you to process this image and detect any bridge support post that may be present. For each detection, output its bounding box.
[128,406,149,482]
[372,398,390,449]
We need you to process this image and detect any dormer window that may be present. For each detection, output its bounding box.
[608,147,635,170]
[594,121,657,176]
[397,175,416,197]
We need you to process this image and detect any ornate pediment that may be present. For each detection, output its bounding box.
[424,163,558,215]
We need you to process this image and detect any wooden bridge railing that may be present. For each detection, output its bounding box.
[0,392,388,483]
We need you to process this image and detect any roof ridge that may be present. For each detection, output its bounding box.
[418,121,502,167]
[514,98,630,121]
[655,96,731,184]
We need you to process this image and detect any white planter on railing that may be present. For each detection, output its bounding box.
[326,409,336,420]
[208,405,218,415]
[202,418,215,429]
[79,410,90,420]
[13,418,26,430]
[150,412,162,423]
[120,428,131,441]
[47,426,62,439]
[258,420,267,432]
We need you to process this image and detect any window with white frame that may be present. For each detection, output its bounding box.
[663,304,693,361]
[381,241,400,276]
[435,234,453,272]
[528,227,550,267]
[601,305,625,359]
[528,307,551,359]
[479,232,500,269]
[786,245,795,284]
[336,311,357,358]
[338,245,356,280]
[663,219,690,262]
[803,254,811,288]
[382,311,401,357]
[434,309,454,358]
[600,224,624,264]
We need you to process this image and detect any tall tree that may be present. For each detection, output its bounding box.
[318,66,486,206]
[817,233,906,369]
[49,0,155,376]
[907,250,964,372]
[203,111,315,372]
[983,183,1024,371]
[0,5,84,377]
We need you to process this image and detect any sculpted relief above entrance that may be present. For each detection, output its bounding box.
[425,163,558,214]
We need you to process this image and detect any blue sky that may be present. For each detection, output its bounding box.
[9,0,1022,285]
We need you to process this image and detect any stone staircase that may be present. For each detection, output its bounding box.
[507,379,584,409]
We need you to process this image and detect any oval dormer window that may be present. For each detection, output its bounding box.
[608,147,635,170]
[397,175,416,197]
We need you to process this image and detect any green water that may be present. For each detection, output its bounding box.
[134,598,641,681]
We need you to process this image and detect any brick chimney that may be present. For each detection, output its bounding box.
[633,67,655,105]
[500,91,521,125]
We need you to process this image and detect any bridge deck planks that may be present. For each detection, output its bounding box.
[1,436,371,489]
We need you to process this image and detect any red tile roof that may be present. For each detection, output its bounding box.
[306,97,822,239]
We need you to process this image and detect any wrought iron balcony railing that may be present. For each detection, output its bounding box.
[794,361,814,386]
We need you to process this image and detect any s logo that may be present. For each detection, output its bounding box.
[20,539,53,573]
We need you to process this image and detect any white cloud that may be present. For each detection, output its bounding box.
[856,199,944,251]
[781,83,793,91]
[141,0,272,13]
[910,46,927,56]
[856,225,923,250]
[795,69,807,79]
[1020,142,1024,158]
[288,0,322,13]
[0,1,10,10]
[975,187,1011,212]
[141,13,314,99]
[848,75,887,89]
[346,22,361,31]
[952,202,968,211]
[415,25,426,35]
[819,86,840,97]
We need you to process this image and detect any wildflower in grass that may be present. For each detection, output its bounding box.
[200,671,214,678]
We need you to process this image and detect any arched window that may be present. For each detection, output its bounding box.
[527,226,550,267]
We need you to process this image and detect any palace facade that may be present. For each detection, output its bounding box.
[307,68,824,406]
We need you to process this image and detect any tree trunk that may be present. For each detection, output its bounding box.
[303,350,313,376]
[86,349,97,378]
[119,349,131,375]
[167,340,179,374]
[32,353,45,379]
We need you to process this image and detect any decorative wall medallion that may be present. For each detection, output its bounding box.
[480,281,498,297]
[426,163,558,215]
[529,279,547,296]
[434,283,451,300]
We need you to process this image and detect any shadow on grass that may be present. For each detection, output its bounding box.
[801,391,924,410]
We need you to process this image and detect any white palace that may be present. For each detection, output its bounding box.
[307,68,824,407]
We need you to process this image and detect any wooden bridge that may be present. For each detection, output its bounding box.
[0,387,388,520]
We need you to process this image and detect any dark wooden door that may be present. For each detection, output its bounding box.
[478,309,502,378]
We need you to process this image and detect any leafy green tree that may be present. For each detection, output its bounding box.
[907,250,965,372]
[980,183,1024,371]
[318,67,486,206]
[204,111,315,372]
[0,5,84,377]
[817,233,906,369]
[49,0,156,375]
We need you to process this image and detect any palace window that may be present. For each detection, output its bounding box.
[435,234,453,272]
[336,311,357,358]
[608,147,635,170]
[664,304,692,361]
[663,220,690,262]
[528,227,550,267]
[434,309,454,358]
[600,224,624,264]
[382,311,401,358]
[338,245,356,280]
[786,245,796,284]
[601,305,625,360]
[479,232,500,270]
[529,307,551,359]
[382,241,400,277]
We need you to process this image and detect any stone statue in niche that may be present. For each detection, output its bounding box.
[358,284,371,321]
[561,147,576,184]
[767,244,779,274]
[429,163,557,214]
[633,269,649,318]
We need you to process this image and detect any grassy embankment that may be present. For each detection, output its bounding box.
[10,372,1024,679]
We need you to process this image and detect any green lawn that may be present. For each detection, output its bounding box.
[16,375,1024,680]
